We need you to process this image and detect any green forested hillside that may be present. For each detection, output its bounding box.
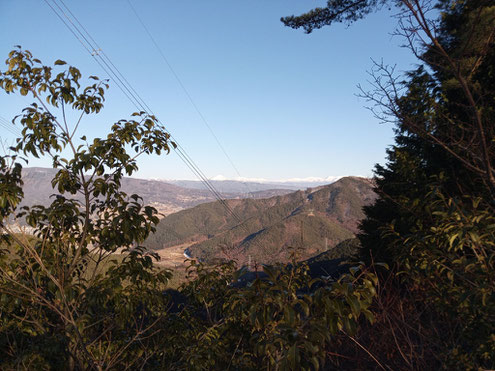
[283,0,495,367]
[144,194,299,248]
[2,0,493,369]
[146,177,376,264]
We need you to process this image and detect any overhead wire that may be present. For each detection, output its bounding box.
[44,0,144,110]
[8,1,316,268]
[43,0,245,226]
[125,0,255,199]
[120,5,294,264]
[54,0,238,210]
[0,116,21,157]
[0,115,21,137]
[56,0,254,209]
[55,0,236,215]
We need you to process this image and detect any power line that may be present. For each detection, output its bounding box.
[54,0,148,116]
[0,123,19,137]
[12,2,317,268]
[0,116,21,157]
[122,5,310,266]
[54,0,237,212]
[44,0,245,226]
[126,0,255,198]
[0,115,21,137]
[54,0,238,213]
[45,0,143,110]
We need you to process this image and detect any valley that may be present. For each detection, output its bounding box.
[145,176,376,266]
[154,242,194,270]
[14,168,375,270]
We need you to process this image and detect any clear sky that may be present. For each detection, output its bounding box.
[0,0,416,181]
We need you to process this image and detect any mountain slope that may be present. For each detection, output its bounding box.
[144,191,304,248]
[146,177,376,265]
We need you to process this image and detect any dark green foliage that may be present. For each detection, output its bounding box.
[0,158,23,222]
[305,238,361,278]
[307,238,360,263]
[162,259,377,370]
[281,0,389,33]
[398,190,495,367]
[283,0,495,368]
[0,48,174,369]
[356,1,495,368]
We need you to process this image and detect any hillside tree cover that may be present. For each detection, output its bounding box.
[0,48,378,370]
[284,0,495,368]
[145,176,374,266]
[0,0,493,367]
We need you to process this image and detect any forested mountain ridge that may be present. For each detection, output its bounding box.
[2,0,493,367]
[145,176,376,264]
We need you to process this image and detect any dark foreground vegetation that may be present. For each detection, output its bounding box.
[1,0,494,369]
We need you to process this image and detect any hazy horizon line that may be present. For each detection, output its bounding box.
[152,175,368,184]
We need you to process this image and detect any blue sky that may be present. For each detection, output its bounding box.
[0,0,416,181]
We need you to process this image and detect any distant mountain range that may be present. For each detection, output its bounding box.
[145,177,376,265]
[16,167,294,217]
[165,178,344,193]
